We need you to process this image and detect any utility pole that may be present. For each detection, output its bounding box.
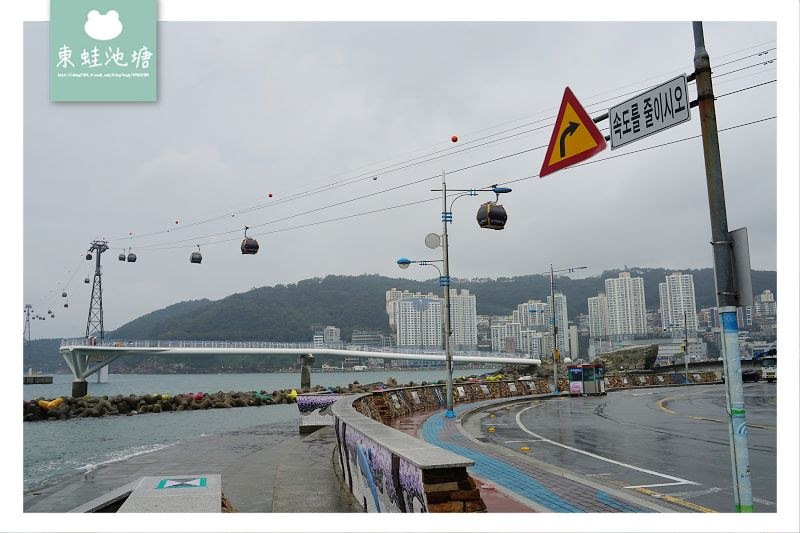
[547,264,587,394]
[683,310,689,383]
[693,21,752,512]
[441,171,455,418]
[550,264,558,394]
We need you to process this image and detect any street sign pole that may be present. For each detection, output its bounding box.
[693,20,753,513]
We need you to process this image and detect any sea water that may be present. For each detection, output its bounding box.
[23,370,484,492]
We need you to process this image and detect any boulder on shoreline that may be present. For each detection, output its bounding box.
[23,387,308,422]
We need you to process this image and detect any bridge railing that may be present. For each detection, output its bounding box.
[59,338,535,360]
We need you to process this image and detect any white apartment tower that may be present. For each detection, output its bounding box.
[386,288,478,350]
[546,292,570,356]
[605,272,647,337]
[448,289,478,350]
[392,296,443,349]
[587,292,609,338]
[516,300,549,328]
[658,272,698,334]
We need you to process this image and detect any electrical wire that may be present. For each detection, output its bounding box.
[105,45,779,245]
[136,111,777,252]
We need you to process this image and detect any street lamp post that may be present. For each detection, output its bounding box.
[683,310,689,384]
[399,171,511,418]
[545,264,587,395]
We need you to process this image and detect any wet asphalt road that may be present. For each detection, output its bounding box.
[474,383,776,513]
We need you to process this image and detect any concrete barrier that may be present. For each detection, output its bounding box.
[331,393,484,513]
[327,373,722,512]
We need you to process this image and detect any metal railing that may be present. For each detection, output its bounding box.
[59,337,533,359]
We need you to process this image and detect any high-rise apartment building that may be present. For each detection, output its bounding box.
[587,292,609,338]
[605,272,647,337]
[448,289,478,350]
[386,288,478,350]
[658,272,698,334]
[546,292,570,355]
[516,300,549,329]
[392,296,443,349]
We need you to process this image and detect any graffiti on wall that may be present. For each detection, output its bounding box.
[335,418,427,513]
[297,394,348,428]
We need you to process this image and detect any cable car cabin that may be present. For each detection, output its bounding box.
[84,277,90,284]
[64,303,69,308]
[85,253,92,260]
[476,202,508,230]
[61,291,67,297]
[241,237,259,255]
[567,362,606,396]
[119,253,126,261]
[126,252,137,262]
[190,251,202,264]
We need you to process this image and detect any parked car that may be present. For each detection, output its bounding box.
[721,369,761,383]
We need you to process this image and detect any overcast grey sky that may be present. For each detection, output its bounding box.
[23,21,780,338]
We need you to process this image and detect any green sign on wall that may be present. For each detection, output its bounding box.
[50,0,157,101]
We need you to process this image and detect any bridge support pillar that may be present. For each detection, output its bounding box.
[300,354,314,390]
[72,380,88,398]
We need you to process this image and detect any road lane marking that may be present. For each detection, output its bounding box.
[657,394,776,430]
[633,487,717,513]
[625,481,692,489]
[753,497,776,507]
[668,487,724,497]
[515,405,699,487]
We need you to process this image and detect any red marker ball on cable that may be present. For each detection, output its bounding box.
[451,135,458,143]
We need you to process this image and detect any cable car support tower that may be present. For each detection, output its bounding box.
[65,240,113,397]
[85,240,108,340]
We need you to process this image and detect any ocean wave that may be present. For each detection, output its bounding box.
[81,442,177,475]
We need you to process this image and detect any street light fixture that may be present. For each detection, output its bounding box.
[545,264,587,395]
[398,171,512,419]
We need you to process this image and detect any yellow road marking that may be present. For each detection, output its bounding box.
[634,487,717,513]
[657,393,775,430]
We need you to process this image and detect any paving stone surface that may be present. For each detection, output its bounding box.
[420,398,664,513]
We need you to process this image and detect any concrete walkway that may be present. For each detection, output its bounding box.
[24,420,356,513]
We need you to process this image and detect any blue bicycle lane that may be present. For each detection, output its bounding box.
[420,400,655,513]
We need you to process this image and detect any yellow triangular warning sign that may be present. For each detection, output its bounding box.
[540,87,607,177]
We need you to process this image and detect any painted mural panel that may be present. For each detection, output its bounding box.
[297,394,348,429]
[335,419,427,513]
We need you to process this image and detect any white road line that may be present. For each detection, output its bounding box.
[753,497,776,507]
[667,487,724,497]
[515,405,699,487]
[625,481,693,489]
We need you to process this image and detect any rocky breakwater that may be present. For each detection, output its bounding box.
[24,389,302,422]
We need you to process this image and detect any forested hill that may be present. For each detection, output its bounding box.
[107,268,776,342]
[23,268,776,371]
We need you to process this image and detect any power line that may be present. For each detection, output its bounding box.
[135,112,777,252]
[106,45,779,245]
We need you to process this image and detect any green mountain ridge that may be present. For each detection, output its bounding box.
[24,268,777,372]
